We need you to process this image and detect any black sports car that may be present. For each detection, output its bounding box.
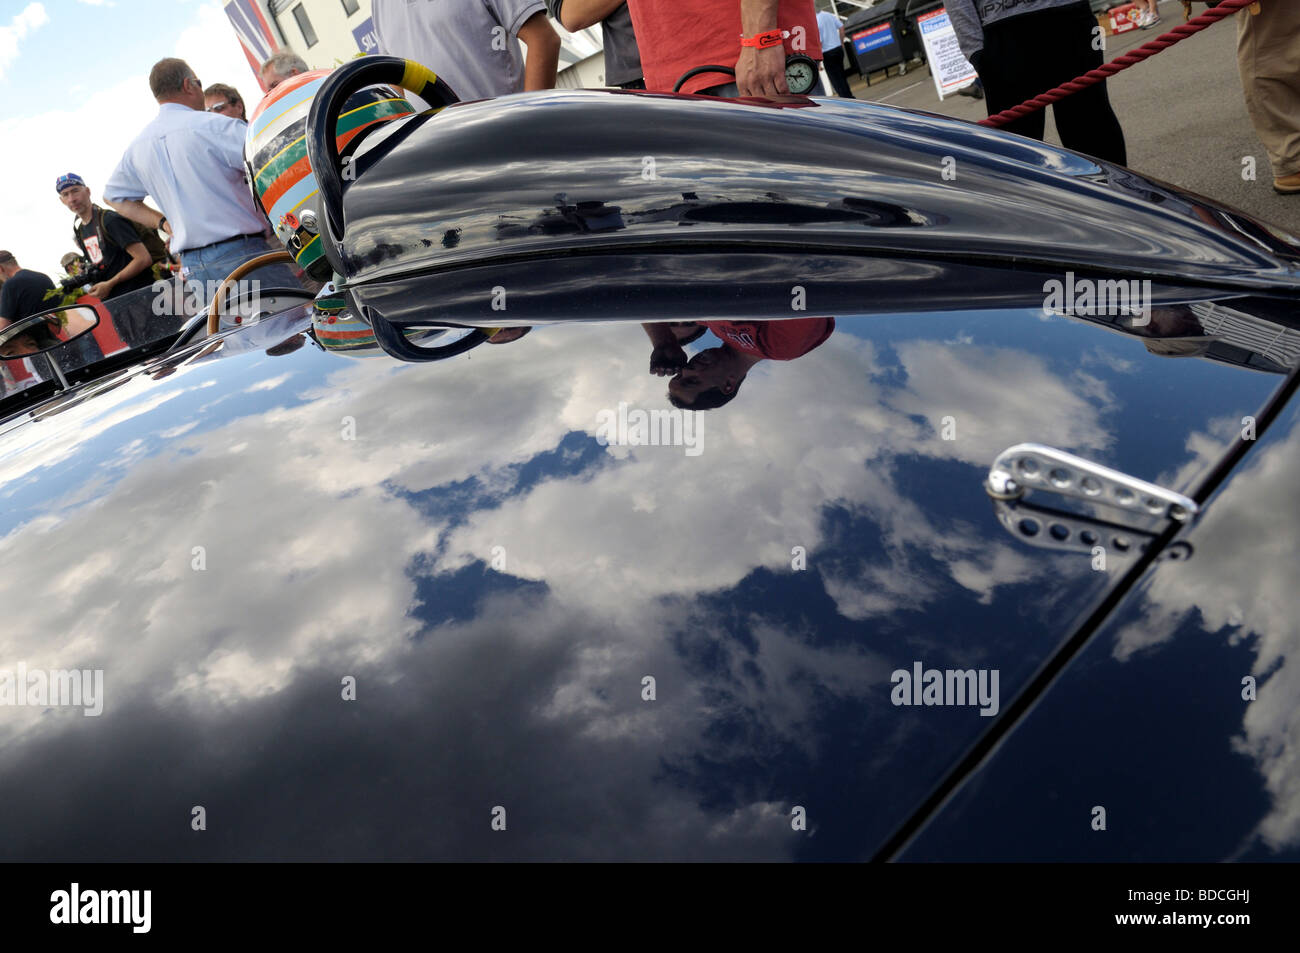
[2,77,1298,866]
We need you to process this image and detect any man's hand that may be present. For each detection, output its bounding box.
[87,281,114,299]
[643,322,688,375]
[738,0,786,96]
[736,44,788,97]
[649,342,687,376]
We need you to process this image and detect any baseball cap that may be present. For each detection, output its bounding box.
[55,173,86,194]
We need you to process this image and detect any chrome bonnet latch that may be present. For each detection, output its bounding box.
[985,443,1198,523]
[985,443,1199,562]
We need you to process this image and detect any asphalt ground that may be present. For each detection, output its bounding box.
[840,0,1300,239]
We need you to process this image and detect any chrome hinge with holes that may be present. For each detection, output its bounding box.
[985,443,1198,561]
[985,443,1198,522]
[989,496,1195,563]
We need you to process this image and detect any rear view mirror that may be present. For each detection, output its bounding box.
[0,305,100,359]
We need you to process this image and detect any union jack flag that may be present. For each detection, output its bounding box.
[224,0,280,90]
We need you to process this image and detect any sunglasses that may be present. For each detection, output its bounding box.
[207,100,237,113]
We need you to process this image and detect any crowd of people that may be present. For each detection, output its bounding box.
[1,0,1296,392]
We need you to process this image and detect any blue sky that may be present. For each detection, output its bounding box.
[0,0,259,276]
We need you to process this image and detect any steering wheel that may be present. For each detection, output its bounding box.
[205,251,303,335]
[203,249,489,362]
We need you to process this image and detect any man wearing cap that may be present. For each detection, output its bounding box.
[104,58,298,304]
[57,173,157,301]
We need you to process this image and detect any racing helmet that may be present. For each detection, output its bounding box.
[245,69,415,282]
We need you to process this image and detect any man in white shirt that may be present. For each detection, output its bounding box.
[373,0,561,102]
[105,58,299,306]
[816,9,853,98]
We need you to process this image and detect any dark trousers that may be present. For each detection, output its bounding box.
[822,47,855,98]
[979,0,1127,166]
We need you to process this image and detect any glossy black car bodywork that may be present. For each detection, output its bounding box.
[333,91,1297,332]
[1,88,1298,862]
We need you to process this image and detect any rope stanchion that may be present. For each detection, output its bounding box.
[978,0,1259,128]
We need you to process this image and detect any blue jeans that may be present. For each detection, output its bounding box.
[181,234,303,308]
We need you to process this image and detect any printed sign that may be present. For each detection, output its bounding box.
[851,22,896,55]
[353,17,378,54]
[1109,3,1140,34]
[915,6,977,100]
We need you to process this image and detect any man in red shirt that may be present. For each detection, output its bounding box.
[643,317,834,409]
[627,0,820,96]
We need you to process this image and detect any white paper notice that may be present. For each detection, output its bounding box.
[916,6,977,101]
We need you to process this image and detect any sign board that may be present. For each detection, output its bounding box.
[1108,3,1140,34]
[353,16,379,54]
[915,6,976,100]
[852,22,896,56]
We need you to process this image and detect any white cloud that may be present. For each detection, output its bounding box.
[1111,419,1300,852]
[0,2,258,278]
[0,315,1260,857]
[0,2,48,80]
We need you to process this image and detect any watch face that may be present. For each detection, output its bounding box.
[786,57,817,95]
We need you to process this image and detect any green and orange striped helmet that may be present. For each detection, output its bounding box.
[245,69,414,282]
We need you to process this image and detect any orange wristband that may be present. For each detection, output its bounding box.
[740,29,786,49]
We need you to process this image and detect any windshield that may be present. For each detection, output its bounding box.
[0,283,191,403]
[0,272,318,411]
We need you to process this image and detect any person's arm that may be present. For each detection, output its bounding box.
[517,10,561,90]
[103,153,158,227]
[548,0,626,31]
[89,242,151,300]
[736,0,786,97]
[104,199,172,242]
[944,0,985,72]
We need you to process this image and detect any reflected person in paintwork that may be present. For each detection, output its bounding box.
[1121,302,1300,368]
[643,317,834,409]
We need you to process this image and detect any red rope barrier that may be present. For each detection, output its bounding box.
[977,0,1259,128]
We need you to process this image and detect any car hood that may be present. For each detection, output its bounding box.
[339,91,1300,299]
[0,288,1295,859]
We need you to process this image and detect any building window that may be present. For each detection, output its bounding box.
[292,3,318,47]
[341,0,360,15]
